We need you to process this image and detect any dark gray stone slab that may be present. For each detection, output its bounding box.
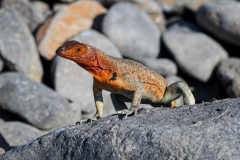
[1,98,240,159]
[102,2,160,62]
[0,72,80,130]
[0,8,43,82]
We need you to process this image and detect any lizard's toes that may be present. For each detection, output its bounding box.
[124,108,140,119]
[75,116,99,125]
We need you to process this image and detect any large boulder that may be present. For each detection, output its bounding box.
[1,98,240,159]
[0,72,80,130]
[0,8,43,82]
[196,1,240,47]
[102,2,160,62]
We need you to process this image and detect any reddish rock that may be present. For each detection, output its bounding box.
[37,1,106,60]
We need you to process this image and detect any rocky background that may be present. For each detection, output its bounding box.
[0,0,240,156]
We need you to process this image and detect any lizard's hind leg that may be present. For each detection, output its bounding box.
[161,81,195,105]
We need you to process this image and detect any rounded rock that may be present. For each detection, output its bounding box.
[0,72,80,130]
[102,2,160,62]
[196,1,240,47]
[0,8,43,82]
[163,19,228,82]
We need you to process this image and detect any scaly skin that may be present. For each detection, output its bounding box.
[56,40,195,123]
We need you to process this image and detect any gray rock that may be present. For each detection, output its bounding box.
[70,29,122,58]
[52,56,116,119]
[2,0,45,32]
[1,98,240,159]
[158,0,229,14]
[0,121,47,153]
[216,58,240,98]
[163,19,228,82]
[102,2,160,62]
[166,75,185,106]
[196,1,240,47]
[97,0,165,31]
[0,8,43,82]
[0,72,80,130]
[142,58,177,76]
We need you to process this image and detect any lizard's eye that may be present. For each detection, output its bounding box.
[75,48,81,52]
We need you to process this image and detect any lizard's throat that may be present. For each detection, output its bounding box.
[81,65,110,81]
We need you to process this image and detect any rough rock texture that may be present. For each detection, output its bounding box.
[37,0,106,60]
[0,8,43,82]
[0,122,47,154]
[52,56,116,119]
[196,1,240,47]
[2,0,45,32]
[0,72,80,130]
[102,2,160,62]
[142,58,177,76]
[216,58,240,98]
[70,29,122,58]
[1,98,240,159]
[163,19,228,82]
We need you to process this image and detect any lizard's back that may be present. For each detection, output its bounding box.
[111,57,168,102]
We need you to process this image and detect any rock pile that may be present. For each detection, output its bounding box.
[0,0,240,157]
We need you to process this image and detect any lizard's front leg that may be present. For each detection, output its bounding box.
[76,81,103,124]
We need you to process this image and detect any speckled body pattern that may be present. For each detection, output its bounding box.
[56,40,168,103]
[56,40,195,121]
[96,57,168,102]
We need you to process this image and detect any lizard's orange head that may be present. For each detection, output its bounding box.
[56,40,88,61]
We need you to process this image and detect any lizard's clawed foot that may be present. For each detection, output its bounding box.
[75,116,99,125]
[117,107,145,119]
